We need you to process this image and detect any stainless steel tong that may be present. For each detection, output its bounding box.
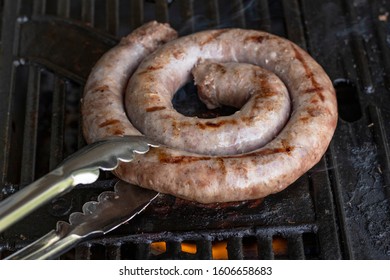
[6,180,159,260]
[0,136,158,233]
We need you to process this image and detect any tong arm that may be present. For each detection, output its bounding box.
[5,230,77,260]
[0,136,158,233]
[0,169,97,234]
[6,181,159,260]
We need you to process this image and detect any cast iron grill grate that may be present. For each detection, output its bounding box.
[0,0,389,259]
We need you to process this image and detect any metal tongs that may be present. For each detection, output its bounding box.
[0,136,160,259]
[6,181,159,259]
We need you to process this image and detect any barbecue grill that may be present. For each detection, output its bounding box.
[0,0,389,260]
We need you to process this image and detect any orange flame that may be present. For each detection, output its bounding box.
[211,241,228,259]
[150,241,228,259]
[272,237,288,256]
[150,237,288,259]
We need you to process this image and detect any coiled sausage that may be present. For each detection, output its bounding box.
[82,22,338,203]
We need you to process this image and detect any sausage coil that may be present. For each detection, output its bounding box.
[82,21,338,203]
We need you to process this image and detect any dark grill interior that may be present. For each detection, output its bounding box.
[1,0,390,260]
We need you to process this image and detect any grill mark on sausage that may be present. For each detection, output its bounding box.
[213,63,227,74]
[137,65,164,75]
[300,105,331,122]
[158,144,295,165]
[171,120,180,137]
[172,48,185,59]
[244,34,269,44]
[309,106,332,117]
[99,118,121,127]
[299,116,310,123]
[146,106,166,112]
[199,29,229,46]
[113,128,124,135]
[93,85,110,93]
[300,105,331,123]
[147,65,164,71]
[196,119,238,129]
[158,151,212,164]
[257,81,279,100]
[307,107,323,117]
[246,78,279,117]
[292,45,325,102]
[216,158,227,176]
[252,146,294,157]
[304,86,324,94]
[281,139,293,155]
[172,118,240,131]
[241,115,256,125]
[311,98,319,104]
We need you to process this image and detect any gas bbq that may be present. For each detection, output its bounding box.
[0,0,389,260]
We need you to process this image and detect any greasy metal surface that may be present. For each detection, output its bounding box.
[0,0,389,259]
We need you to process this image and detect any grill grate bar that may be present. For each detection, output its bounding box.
[179,0,194,33]
[231,0,246,28]
[371,3,390,91]
[155,0,169,23]
[342,0,374,93]
[287,234,305,259]
[196,239,212,259]
[368,105,390,199]
[57,0,70,18]
[206,0,220,28]
[130,0,144,30]
[20,65,41,185]
[257,235,274,260]
[106,243,121,260]
[327,145,353,259]
[77,116,86,150]
[49,77,66,169]
[257,0,271,32]
[0,0,3,36]
[135,243,152,259]
[281,0,307,49]
[3,66,28,184]
[166,241,182,259]
[106,0,118,35]
[33,0,46,15]
[81,0,95,26]
[307,161,342,259]
[74,244,92,260]
[0,0,20,184]
[73,83,86,151]
[227,236,243,260]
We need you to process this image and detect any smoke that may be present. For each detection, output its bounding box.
[177,0,260,34]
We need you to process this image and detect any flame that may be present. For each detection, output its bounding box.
[150,241,228,259]
[150,237,288,259]
[211,241,228,259]
[181,242,197,254]
[150,241,166,255]
[272,237,288,256]
[150,242,197,255]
